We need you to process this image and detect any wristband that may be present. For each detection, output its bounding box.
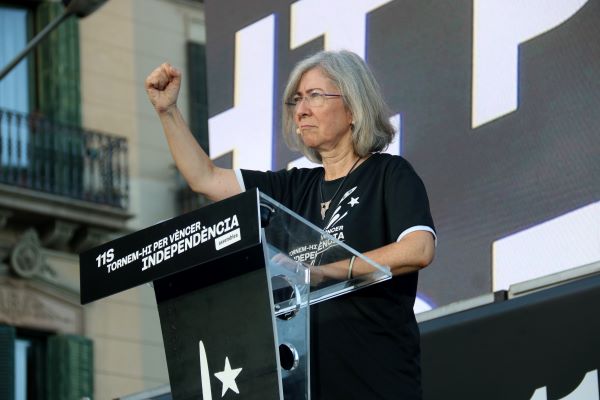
[347,255,356,279]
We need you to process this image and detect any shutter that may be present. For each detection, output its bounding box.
[35,2,81,125]
[46,334,94,400]
[186,41,209,154]
[181,41,212,212]
[35,2,83,197]
[0,324,16,400]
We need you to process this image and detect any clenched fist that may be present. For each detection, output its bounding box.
[145,63,182,114]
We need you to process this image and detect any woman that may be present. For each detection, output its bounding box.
[146,50,435,399]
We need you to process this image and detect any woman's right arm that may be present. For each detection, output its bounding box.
[145,63,242,201]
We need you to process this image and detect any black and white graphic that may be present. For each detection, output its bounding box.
[289,186,359,265]
[324,186,358,232]
[204,0,600,308]
[199,341,244,399]
[80,190,261,304]
[154,245,282,400]
[531,369,599,400]
[420,273,600,400]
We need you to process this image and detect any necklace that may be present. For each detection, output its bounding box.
[319,156,361,220]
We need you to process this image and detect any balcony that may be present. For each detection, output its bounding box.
[0,107,131,253]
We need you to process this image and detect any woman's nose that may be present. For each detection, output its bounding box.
[295,97,311,117]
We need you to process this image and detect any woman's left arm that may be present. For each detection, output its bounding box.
[310,230,435,283]
[357,230,435,276]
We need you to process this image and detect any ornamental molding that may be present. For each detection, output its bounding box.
[9,229,50,279]
[0,277,82,334]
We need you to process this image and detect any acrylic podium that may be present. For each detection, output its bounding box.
[80,189,391,400]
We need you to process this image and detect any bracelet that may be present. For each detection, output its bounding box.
[347,256,356,279]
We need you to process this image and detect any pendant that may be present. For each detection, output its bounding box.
[320,201,330,220]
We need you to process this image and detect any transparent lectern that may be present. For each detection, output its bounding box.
[80,189,391,400]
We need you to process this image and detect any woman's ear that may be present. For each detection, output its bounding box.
[346,109,354,126]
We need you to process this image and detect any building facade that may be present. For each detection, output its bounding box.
[0,0,207,398]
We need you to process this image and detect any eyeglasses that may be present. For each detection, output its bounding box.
[285,91,343,108]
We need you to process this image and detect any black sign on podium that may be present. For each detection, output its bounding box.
[80,189,391,400]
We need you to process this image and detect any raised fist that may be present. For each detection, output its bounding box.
[145,63,182,114]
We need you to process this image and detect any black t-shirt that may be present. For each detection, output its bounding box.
[240,153,435,400]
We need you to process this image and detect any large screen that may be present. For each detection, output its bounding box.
[204,0,600,311]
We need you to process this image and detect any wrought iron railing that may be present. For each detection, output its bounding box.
[0,107,128,209]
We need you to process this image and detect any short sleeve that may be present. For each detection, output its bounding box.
[239,168,291,203]
[384,159,436,243]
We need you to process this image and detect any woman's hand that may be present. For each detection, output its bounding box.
[270,253,325,286]
[145,63,182,114]
[270,253,301,271]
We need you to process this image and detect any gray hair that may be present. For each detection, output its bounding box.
[282,50,396,163]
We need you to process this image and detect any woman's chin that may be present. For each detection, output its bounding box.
[300,137,319,149]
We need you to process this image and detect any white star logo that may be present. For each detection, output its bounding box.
[348,197,359,207]
[214,356,243,397]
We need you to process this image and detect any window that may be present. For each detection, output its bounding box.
[15,338,33,400]
[0,1,82,191]
[0,5,31,166]
[0,5,29,113]
[0,325,93,399]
